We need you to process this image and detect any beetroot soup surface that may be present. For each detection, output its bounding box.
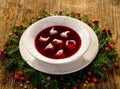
[34,26,81,59]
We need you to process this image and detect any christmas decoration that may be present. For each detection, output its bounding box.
[87,71,93,77]
[18,70,23,76]
[4,41,10,45]
[0,10,118,89]
[93,77,98,83]
[72,86,78,89]
[33,88,38,89]
[114,63,119,69]
[20,77,25,81]
[14,75,19,80]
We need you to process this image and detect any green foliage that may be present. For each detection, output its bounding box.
[1,10,118,89]
[70,11,78,18]
[37,10,50,18]
[81,15,89,23]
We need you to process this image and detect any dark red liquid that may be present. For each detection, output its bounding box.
[34,26,81,59]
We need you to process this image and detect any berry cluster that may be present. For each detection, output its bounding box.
[0,41,10,55]
[14,71,25,81]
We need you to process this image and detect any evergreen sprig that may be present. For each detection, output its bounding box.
[1,10,118,89]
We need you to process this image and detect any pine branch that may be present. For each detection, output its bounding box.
[3,58,16,70]
[70,12,78,19]
[81,15,89,23]
[37,10,50,18]
[7,46,19,55]
[17,58,26,69]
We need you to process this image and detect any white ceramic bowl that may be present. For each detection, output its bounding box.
[24,16,90,65]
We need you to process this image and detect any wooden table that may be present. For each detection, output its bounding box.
[0,0,120,89]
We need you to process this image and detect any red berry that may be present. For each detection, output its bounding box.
[109,44,114,49]
[114,63,119,69]
[87,71,93,77]
[16,23,23,28]
[102,28,107,32]
[102,28,111,34]
[5,41,10,45]
[108,30,111,34]
[104,46,110,51]
[93,19,99,24]
[0,50,7,56]
[72,87,78,89]
[77,12,80,17]
[87,77,91,81]
[18,71,23,76]
[33,88,38,89]
[59,10,62,15]
[20,77,25,81]
[14,75,19,80]
[0,49,4,54]
[93,77,97,83]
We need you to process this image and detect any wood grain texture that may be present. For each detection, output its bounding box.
[0,0,120,89]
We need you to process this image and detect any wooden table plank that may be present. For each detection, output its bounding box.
[0,0,120,89]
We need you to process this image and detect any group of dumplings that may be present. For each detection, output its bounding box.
[39,27,76,58]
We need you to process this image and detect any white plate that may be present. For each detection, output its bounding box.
[19,23,99,75]
[24,16,91,64]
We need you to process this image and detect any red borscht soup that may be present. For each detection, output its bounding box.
[34,26,81,59]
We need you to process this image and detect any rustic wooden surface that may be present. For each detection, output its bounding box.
[0,0,120,89]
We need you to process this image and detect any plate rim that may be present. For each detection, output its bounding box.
[19,22,99,75]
